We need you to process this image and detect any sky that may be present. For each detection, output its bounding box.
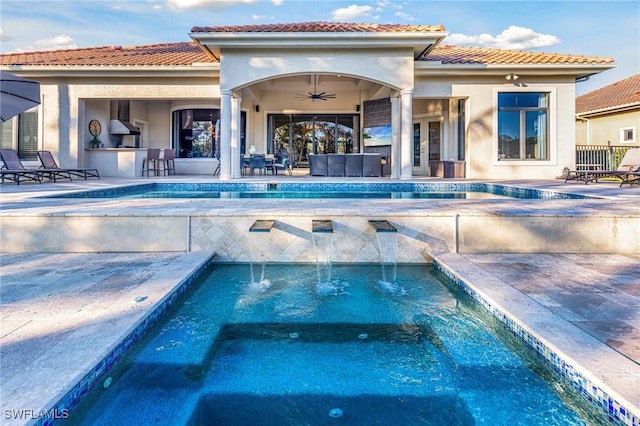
[0,0,638,95]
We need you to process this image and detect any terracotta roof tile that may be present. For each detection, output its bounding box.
[191,22,445,33]
[425,45,614,65]
[0,41,615,68]
[576,74,640,114]
[0,42,210,66]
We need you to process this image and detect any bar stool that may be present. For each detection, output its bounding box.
[161,149,176,176]
[142,148,161,177]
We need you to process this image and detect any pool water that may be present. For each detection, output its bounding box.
[47,182,592,200]
[119,190,512,199]
[67,264,605,425]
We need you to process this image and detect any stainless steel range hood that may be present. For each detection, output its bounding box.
[110,100,141,135]
[110,119,141,135]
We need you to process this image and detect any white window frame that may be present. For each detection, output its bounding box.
[493,87,557,166]
[620,126,636,144]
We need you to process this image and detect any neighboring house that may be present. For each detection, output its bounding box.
[575,73,640,147]
[0,22,615,179]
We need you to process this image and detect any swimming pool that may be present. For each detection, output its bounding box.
[67,263,605,425]
[47,182,593,200]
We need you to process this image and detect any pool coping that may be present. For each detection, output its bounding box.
[434,252,640,425]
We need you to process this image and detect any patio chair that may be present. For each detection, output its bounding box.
[142,148,162,177]
[250,154,267,175]
[308,154,328,176]
[273,156,292,175]
[37,150,100,180]
[0,148,65,184]
[565,148,640,184]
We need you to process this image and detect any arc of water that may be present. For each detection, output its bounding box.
[312,220,334,285]
[249,220,275,284]
[369,220,398,284]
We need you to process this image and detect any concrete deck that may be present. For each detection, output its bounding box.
[1,176,639,425]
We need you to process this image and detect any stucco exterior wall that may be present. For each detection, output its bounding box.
[576,110,640,147]
[448,79,576,179]
[221,48,415,91]
[36,77,220,169]
[31,66,584,180]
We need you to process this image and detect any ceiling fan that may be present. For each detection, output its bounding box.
[295,74,336,101]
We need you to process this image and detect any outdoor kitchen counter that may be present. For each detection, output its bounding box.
[86,148,147,177]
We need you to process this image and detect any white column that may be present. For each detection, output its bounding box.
[219,89,232,180]
[231,94,242,178]
[390,96,401,179]
[400,88,413,179]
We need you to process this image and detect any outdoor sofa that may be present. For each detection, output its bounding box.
[309,153,383,177]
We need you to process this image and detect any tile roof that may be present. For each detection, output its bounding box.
[0,42,209,67]
[576,74,640,114]
[425,45,614,65]
[191,22,445,33]
[0,42,615,68]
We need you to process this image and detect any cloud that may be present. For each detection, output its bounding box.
[0,28,14,42]
[446,25,561,50]
[395,12,415,21]
[34,35,78,51]
[271,0,283,5]
[331,4,374,21]
[166,0,258,10]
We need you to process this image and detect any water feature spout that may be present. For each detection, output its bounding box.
[248,220,275,284]
[369,220,398,286]
[312,220,333,233]
[368,220,397,233]
[250,220,275,233]
[312,220,334,292]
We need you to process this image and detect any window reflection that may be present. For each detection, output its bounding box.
[497,93,549,160]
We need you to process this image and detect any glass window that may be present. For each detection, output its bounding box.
[428,121,441,161]
[457,99,465,161]
[0,110,38,160]
[268,114,359,167]
[173,109,219,158]
[498,92,549,160]
[172,108,246,159]
[413,123,421,167]
[620,127,636,144]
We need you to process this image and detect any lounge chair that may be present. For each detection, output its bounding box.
[0,166,41,185]
[619,170,640,187]
[565,148,640,184]
[0,148,66,184]
[37,150,100,180]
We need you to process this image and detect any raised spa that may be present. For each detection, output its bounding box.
[67,263,605,425]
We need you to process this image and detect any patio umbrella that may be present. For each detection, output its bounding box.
[0,71,41,122]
